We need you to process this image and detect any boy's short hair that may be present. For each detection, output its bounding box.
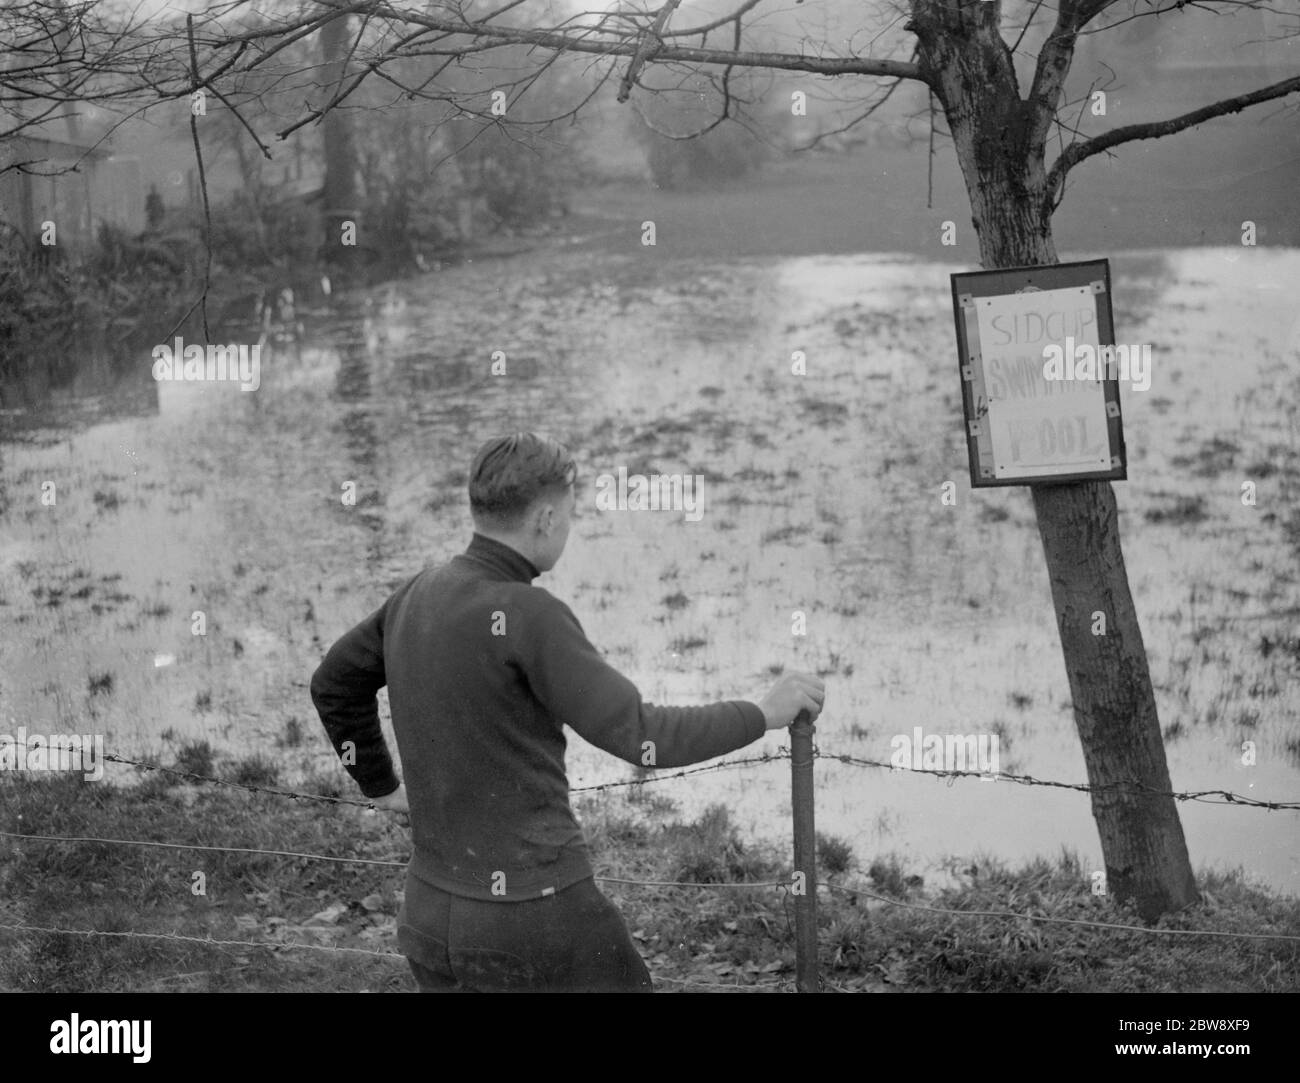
[468,433,576,529]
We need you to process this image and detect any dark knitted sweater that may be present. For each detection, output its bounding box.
[310,533,766,901]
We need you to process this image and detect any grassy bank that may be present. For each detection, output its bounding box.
[2,756,1296,993]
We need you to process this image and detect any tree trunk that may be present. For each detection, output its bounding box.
[320,14,360,268]
[910,0,1199,920]
[230,127,271,262]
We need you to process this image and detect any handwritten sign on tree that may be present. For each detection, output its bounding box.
[950,259,1126,487]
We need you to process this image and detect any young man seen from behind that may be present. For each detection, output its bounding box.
[310,432,826,991]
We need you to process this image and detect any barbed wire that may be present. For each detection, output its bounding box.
[0,921,788,989]
[0,829,788,890]
[65,749,375,807]
[654,973,786,991]
[1,743,784,804]
[0,921,405,959]
[0,830,407,868]
[820,881,1300,942]
[571,751,791,793]
[5,732,1293,989]
[5,737,1296,810]
[815,749,1300,810]
[5,829,1294,944]
[596,875,786,890]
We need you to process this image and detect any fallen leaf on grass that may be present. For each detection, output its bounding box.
[304,902,347,926]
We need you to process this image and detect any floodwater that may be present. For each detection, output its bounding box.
[2,243,1298,895]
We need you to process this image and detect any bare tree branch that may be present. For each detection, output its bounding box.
[617,0,683,102]
[1026,0,1094,151]
[185,13,212,342]
[1044,72,1300,210]
[790,68,913,152]
[357,3,923,81]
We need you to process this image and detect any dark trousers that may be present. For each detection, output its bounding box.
[397,873,653,992]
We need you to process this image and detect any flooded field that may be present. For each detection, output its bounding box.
[2,242,1298,894]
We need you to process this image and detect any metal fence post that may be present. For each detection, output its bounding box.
[790,708,818,992]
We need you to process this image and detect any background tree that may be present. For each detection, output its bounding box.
[319,10,362,262]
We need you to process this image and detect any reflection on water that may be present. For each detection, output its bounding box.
[1,246,1298,895]
[332,296,384,558]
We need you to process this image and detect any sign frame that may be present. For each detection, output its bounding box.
[950,258,1127,488]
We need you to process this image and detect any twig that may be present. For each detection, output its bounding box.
[186,13,213,343]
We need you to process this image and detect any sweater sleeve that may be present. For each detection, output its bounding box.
[520,592,766,768]
[310,600,401,799]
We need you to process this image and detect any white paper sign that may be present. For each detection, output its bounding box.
[974,285,1112,478]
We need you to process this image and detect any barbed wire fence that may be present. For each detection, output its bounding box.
[2,735,1298,991]
[6,739,1296,808]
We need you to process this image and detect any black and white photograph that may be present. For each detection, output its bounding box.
[0,0,1297,1046]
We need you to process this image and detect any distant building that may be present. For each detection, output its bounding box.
[0,116,144,252]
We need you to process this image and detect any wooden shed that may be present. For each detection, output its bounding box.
[0,117,144,253]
